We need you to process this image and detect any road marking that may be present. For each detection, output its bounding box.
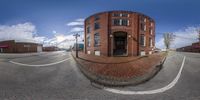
[9,58,71,67]
[103,56,186,95]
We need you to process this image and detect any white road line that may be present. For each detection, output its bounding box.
[9,58,71,67]
[103,56,186,95]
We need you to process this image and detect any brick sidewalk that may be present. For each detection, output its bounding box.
[72,51,166,85]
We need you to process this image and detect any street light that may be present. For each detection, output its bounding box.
[73,33,80,58]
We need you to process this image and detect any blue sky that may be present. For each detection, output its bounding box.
[0,0,199,48]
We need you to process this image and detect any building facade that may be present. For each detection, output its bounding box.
[43,46,59,52]
[176,42,200,53]
[0,40,42,53]
[84,11,155,56]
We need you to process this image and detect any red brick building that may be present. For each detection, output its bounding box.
[176,42,200,53]
[0,40,42,53]
[43,46,59,52]
[84,11,155,56]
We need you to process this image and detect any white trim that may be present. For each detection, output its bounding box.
[144,35,146,46]
[94,51,100,56]
[119,19,122,25]
[9,58,71,67]
[127,20,130,26]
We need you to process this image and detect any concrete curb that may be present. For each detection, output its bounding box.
[71,52,167,87]
[78,55,147,64]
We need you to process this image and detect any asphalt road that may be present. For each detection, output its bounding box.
[0,51,199,100]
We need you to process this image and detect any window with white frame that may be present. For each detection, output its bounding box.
[113,19,129,26]
[141,23,146,31]
[87,35,91,47]
[112,13,129,17]
[94,33,100,47]
[94,22,100,30]
[140,35,146,46]
[150,28,153,35]
[122,13,129,17]
[112,13,120,17]
[149,38,153,47]
[144,18,147,22]
[150,22,153,27]
[122,19,129,26]
[113,19,120,26]
[87,26,90,33]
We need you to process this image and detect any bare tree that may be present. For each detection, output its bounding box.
[163,33,174,49]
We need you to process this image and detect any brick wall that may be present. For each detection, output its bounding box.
[84,11,155,56]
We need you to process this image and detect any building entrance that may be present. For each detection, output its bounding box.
[113,32,127,56]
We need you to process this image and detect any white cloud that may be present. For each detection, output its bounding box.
[69,27,84,33]
[0,22,83,49]
[156,26,199,49]
[66,18,84,26]
[67,22,84,26]
[0,22,36,42]
[75,18,84,22]
[42,31,84,49]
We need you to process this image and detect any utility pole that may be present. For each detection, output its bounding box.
[73,33,80,58]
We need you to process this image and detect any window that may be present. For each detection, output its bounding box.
[122,19,129,26]
[113,19,120,26]
[87,26,90,33]
[94,15,100,21]
[149,38,153,47]
[122,13,129,17]
[141,23,146,31]
[113,19,129,26]
[87,35,91,47]
[140,35,145,46]
[151,23,153,27]
[94,22,100,30]
[94,33,100,47]
[113,13,129,17]
[113,13,120,17]
[150,28,153,35]
[144,18,147,22]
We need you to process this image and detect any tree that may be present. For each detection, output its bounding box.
[163,33,174,49]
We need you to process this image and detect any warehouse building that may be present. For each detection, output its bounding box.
[0,40,42,53]
[176,42,200,53]
[84,11,155,56]
[43,46,59,52]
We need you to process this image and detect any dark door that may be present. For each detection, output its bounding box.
[113,32,127,56]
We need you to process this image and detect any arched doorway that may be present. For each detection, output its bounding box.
[113,32,127,56]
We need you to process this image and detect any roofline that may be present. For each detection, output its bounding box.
[85,10,155,22]
[0,40,42,45]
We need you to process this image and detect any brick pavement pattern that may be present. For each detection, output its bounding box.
[73,52,166,80]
